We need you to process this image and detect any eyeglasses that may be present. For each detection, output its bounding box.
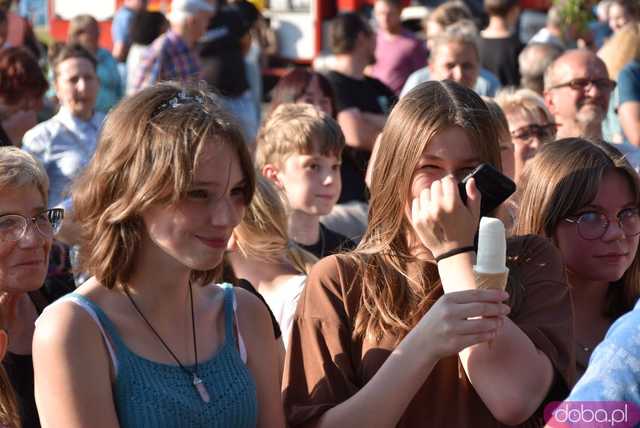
[511,123,558,143]
[0,208,64,242]
[563,208,640,240]
[548,78,617,92]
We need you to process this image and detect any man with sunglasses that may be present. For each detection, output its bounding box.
[543,49,615,141]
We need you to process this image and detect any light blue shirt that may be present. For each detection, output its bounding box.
[565,298,640,403]
[400,66,501,98]
[22,108,104,207]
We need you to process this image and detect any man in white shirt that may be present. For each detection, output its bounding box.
[23,43,103,208]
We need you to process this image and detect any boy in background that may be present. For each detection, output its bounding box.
[256,103,355,258]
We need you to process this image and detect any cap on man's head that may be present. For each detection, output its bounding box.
[169,0,216,22]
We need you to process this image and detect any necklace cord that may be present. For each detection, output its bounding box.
[123,282,199,377]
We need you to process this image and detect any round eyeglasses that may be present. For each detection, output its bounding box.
[0,208,64,242]
[563,208,640,240]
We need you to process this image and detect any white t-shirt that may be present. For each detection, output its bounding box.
[261,275,306,349]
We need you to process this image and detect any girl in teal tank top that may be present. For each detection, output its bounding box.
[63,284,257,428]
[32,83,286,427]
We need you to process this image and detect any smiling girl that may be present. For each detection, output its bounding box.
[32,83,285,428]
[515,138,640,381]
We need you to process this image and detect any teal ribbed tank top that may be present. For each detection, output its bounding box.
[65,283,258,428]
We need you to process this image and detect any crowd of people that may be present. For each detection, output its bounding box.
[0,0,639,426]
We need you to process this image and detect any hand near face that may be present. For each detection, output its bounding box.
[410,176,481,258]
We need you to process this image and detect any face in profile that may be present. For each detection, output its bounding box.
[0,184,52,294]
[554,170,640,285]
[141,142,248,272]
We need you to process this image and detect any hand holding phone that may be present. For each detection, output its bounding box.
[458,164,516,217]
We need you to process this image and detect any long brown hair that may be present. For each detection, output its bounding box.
[514,138,640,318]
[72,82,255,289]
[350,80,502,342]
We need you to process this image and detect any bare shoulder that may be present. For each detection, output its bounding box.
[34,294,105,353]
[234,286,271,327]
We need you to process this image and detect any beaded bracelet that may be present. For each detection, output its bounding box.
[434,246,476,263]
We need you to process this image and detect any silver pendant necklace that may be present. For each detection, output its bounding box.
[123,281,211,403]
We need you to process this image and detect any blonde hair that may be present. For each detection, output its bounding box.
[429,20,480,60]
[598,22,640,79]
[514,138,640,318]
[350,80,502,342]
[255,103,345,169]
[233,177,317,274]
[72,82,255,289]
[494,87,554,125]
[0,147,48,201]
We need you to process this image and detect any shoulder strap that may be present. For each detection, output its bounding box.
[220,283,247,364]
[61,294,120,374]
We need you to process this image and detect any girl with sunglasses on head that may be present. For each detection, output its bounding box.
[515,138,640,381]
[0,147,63,428]
[32,83,285,428]
[282,80,575,427]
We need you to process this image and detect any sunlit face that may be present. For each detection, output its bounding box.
[54,57,99,121]
[505,108,553,181]
[0,185,52,294]
[141,143,248,271]
[374,0,402,34]
[545,54,611,132]
[409,126,480,206]
[295,76,333,117]
[429,41,480,89]
[274,149,341,216]
[554,171,640,286]
[608,3,632,33]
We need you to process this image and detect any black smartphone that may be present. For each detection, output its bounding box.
[458,163,516,217]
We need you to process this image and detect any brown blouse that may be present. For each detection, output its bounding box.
[282,235,576,427]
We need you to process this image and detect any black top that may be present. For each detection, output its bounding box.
[3,353,37,428]
[0,123,12,147]
[198,6,250,97]
[478,34,524,88]
[324,71,396,203]
[298,223,356,259]
[235,279,282,340]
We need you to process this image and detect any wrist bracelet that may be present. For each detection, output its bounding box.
[434,246,476,263]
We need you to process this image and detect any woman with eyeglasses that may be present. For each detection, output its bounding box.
[494,88,556,183]
[515,138,640,382]
[0,146,63,428]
